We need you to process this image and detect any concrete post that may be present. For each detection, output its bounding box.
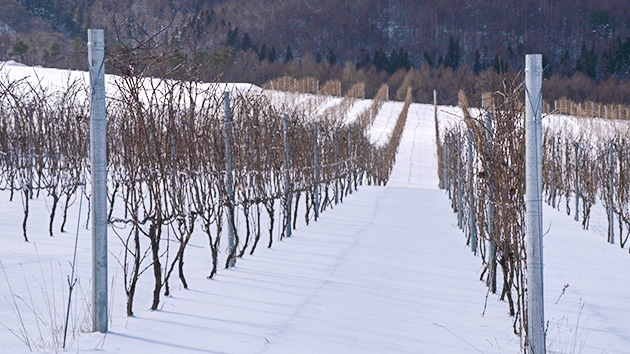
[525,54,546,354]
[442,142,448,191]
[609,143,614,244]
[482,92,496,292]
[88,28,108,333]
[468,127,476,253]
[551,137,556,208]
[358,129,364,186]
[28,104,34,199]
[284,114,291,237]
[314,122,320,221]
[348,127,353,194]
[574,142,579,222]
[334,127,339,205]
[457,131,463,229]
[446,136,451,200]
[224,91,236,267]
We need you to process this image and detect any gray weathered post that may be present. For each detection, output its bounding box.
[446,135,451,200]
[525,54,546,354]
[284,113,292,238]
[574,142,579,221]
[551,137,556,208]
[457,131,463,229]
[435,90,442,189]
[224,91,236,267]
[468,127,476,253]
[358,129,364,186]
[28,105,34,199]
[334,127,339,204]
[609,143,614,244]
[442,141,448,191]
[88,28,108,333]
[483,92,495,290]
[348,127,353,194]
[314,122,320,221]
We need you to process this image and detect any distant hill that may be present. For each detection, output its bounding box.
[3,0,630,105]
[2,0,630,73]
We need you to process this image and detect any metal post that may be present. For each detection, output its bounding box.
[574,142,579,222]
[348,127,353,194]
[314,122,320,221]
[224,91,236,267]
[483,93,496,292]
[457,131,463,229]
[435,90,441,189]
[284,114,291,237]
[446,136,451,199]
[442,142,448,191]
[609,143,614,244]
[88,28,108,333]
[468,127,476,253]
[358,129,363,186]
[551,137,556,208]
[335,127,339,204]
[28,104,34,199]
[525,54,545,354]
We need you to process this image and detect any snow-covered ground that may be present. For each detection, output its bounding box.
[1,66,630,353]
[368,101,404,147]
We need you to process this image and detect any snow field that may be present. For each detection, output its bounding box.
[1,63,629,353]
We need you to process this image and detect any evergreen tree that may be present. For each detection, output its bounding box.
[388,49,399,73]
[268,46,277,62]
[443,37,461,70]
[357,49,371,68]
[227,27,239,47]
[326,49,337,65]
[575,42,597,79]
[240,32,253,51]
[284,44,293,63]
[396,48,411,71]
[372,48,389,72]
[315,52,322,63]
[560,49,570,66]
[423,50,434,68]
[259,44,267,61]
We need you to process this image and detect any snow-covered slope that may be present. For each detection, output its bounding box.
[1,65,630,353]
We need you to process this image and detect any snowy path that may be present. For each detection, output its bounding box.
[75,103,520,353]
[3,99,630,353]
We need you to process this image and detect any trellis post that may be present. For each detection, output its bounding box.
[224,91,236,267]
[468,127,476,253]
[314,122,320,221]
[609,143,614,244]
[88,28,108,333]
[284,113,292,238]
[457,131,463,229]
[525,54,546,354]
[574,142,579,222]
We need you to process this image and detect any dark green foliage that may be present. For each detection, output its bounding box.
[575,42,598,79]
[443,37,460,70]
[268,46,277,62]
[284,44,293,63]
[326,48,336,65]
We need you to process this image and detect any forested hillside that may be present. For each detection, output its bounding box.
[2,0,630,104]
